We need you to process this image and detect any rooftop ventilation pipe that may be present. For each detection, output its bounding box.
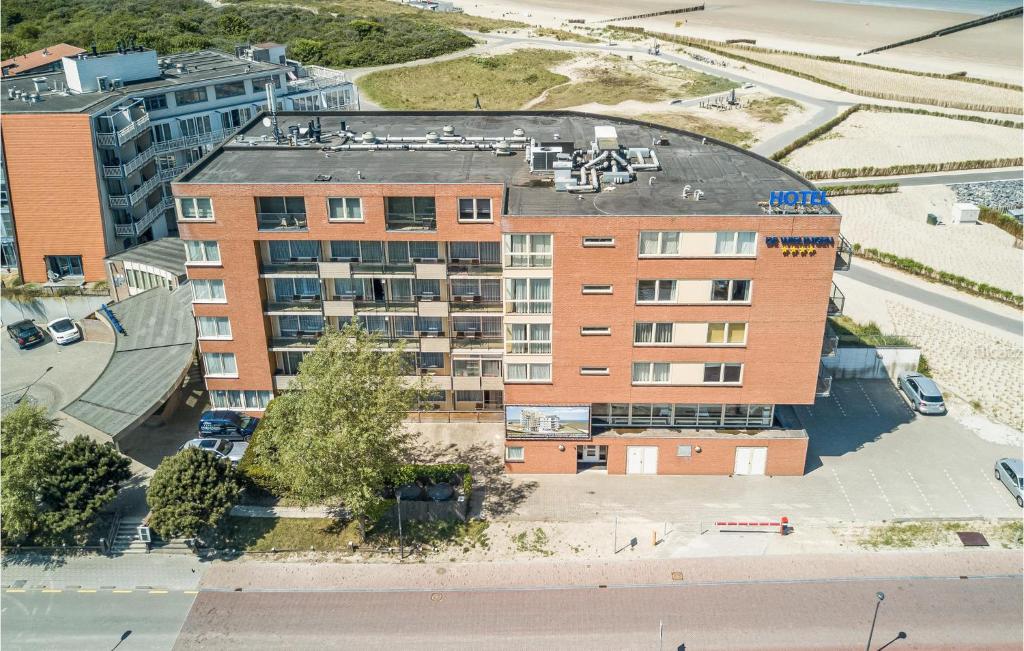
[32,77,48,93]
[442,125,455,136]
[693,189,704,201]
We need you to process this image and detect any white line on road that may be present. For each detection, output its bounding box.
[830,468,858,519]
[983,469,1014,503]
[855,380,880,417]
[906,470,936,516]
[943,468,974,513]
[868,469,897,517]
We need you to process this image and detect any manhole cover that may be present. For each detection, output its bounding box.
[430,593,444,602]
[671,571,684,581]
[956,532,988,547]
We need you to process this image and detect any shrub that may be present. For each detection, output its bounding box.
[147,448,241,540]
[978,206,1023,239]
[391,463,471,487]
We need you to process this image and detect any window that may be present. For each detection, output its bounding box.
[144,95,167,111]
[203,352,237,377]
[276,315,324,336]
[385,197,436,231]
[197,316,231,339]
[632,362,671,384]
[327,197,363,222]
[458,198,492,221]
[580,367,609,375]
[581,326,611,336]
[582,236,615,247]
[177,197,214,221]
[454,390,485,403]
[452,315,501,337]
[268,240,320,262]
[214,80,247,99]
[504,234,552,268]
[191,279,226,303]
[417,352,444,369]
[506,363,551,382]
[174,86,208,106]
[707,322,747,345]
[256,197,306,230]
[637,280,677,303]
[593,403,773,428]
[415,316,443,335]
[210,390,272,411]
[505,446,525,462]
[639,231,680,256]
[330,240,382,263]
[453,359,502,377]
[703,363,743,384]
[178,114,212,137]
[582,284,612,295]
[505,278,551,314]
[506,323,551,354]
[634,322,674,344]
[273,278,321,300]
[251,75,282,92]
[448,241,500,264]
[715,231,757,256]
[676,445,692,457]
[184,240,220,264]
[710,279,752,303]
[450,278,501,301]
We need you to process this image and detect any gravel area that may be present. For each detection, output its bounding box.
[949,180,1024,215]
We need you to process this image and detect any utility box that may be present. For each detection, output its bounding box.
[926,213,938,225]
[951,203,979,224]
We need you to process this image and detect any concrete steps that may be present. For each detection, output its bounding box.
[108,518,149,554]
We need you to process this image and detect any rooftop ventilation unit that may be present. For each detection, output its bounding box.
[32,77,48,93]
[594,126,618,151]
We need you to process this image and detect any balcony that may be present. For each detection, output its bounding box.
[109,174,162,209]
[273,374,296,391]
[96,113,151,148]
[257,213,308,231]
[269,335,322,350]
[152,127,240,154]
[353,299,416,313]
[113,196,174,237]
[450,297,502,312]
[285,67,351,94]
[348,261,415,276]
[260,261,320,277]
[265,299,322,314]
[450,332,503,350]
[816,372,833,397]
[835,234,853,271]
[159,165,190,182]
[821,334,839,358]
[827,282,845,316]
[448,262,503,276]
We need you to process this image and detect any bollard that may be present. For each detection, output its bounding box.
[651,530,658,547]
[780,516,789,536]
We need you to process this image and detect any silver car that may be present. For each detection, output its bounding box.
[995,458,1023,508]
[179,438,248,465]
[898,372,946,415]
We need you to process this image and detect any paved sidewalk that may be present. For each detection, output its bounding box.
[1,552,206,591]
[230,505,337,519]
[199,549,1021,592]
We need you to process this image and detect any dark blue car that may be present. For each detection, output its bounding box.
[198,410,259,442]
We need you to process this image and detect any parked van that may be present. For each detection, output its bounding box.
[198,410,259,442]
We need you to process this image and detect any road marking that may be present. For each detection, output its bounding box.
[984,469,1014,503]
[831,390,847,417]
[111,589,133,594]
[906,470,936,516]
[868,469,897,517]
[830,468,858,519]
[183,590,199,595]
[149,590,169,594]
[5,589,25,593]
[855,380,880,416]
[943,469,974,513]
[77,589,97,593]
[40,589,62,593]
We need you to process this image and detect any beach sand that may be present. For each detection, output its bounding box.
[460,0,1022,82]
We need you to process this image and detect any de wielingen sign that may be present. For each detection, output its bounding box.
[769,190,829,206]
[765,235,835,256]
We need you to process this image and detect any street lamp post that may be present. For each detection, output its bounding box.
[395,490,404,560]
[866,591,885,651]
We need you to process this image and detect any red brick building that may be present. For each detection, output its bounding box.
[174,111,848,477]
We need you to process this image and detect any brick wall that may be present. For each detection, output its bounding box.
[4,113,108,282]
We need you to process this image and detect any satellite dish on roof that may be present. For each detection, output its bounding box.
[262,117,272,128]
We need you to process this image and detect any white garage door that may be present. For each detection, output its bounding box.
[626,446,658,475]
[733,447,768,475]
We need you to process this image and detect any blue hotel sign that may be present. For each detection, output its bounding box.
[765,235,835,256]
[769,190,829,206]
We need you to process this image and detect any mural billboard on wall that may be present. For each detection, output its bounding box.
[505,405,591,438]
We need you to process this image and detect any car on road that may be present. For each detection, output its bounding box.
[742,82,755,89]
[198,410,260,442]
[179,438,248,465]
[46,317,82,345]
[994,458,1023,507]
[6,319,45,349]
[898,372,946,414]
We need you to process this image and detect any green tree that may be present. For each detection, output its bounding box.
[147,448,241,540]
[248,323,426,536]
[0,404,61,542]
[37,436,132,544]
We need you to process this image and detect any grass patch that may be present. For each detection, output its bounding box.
[994,521,1023,548]
[745,97,802,123]
[638,61,739,96]
[636,112,755,148]
[828,315,913,348]
[858,521,965,549]
[512,527,553,556]
[212,517,361,552]
[371,519,490,553]
[359,49,572,110]
[534,27,599,44]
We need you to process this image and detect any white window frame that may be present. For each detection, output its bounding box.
[706,322,748,346]
[203,352,238,378]
[327,197,363,222]
[505,278,551,314]
[184,240,220,265]
[458,198,493,222]
[177,197,214,221]
[505,446,525,462]
[634,322,675,345]
[710,279,752,303]
[191,279,226,303]
[638,231,681,257]
[714,231,757,257]
[580,326,611,336]
[703,362,744,385]
[506,323,551,354]
[581,284,613,295]
[582,236,615,248]
[636,280,677,304]
[505,363,552,383]
[632,362,671,385]
[197,316,232,340]
[676,445,692,457]
[504,234,552,268]
[580,367,610,376]
[210,389,273,411]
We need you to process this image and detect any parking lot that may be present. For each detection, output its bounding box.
[502,380,1022,524]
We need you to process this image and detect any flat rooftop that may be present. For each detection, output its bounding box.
[1,49,282,115]
[105,237,187,277]
[179,111,833,217]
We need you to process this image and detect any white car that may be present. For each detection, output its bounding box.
[46,317,82,345]
[179,438,248,465]
[742,82,755,89]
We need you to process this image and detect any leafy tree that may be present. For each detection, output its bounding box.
[248,323,426,536]
[0,404,61,543]
[147,448,241,540]
[37,436,132,544]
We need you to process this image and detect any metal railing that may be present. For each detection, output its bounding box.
[96,113,151,148]
[270,335,322,349]
[834,234,853,271]
[109,174,162,209]
[447,262,503,275]
[123,145,157,176]
[821,334,839,358]
[113,197,174,237]
[152,127,240,154]
[286,67,351,93]
[258,213,308,231]
[816,373,833,397]
[265,299,323,312]
[450,298,502,311]
[159,165,190,181]
[827,282,845,317]
[451,334,503,349]
[260,260,320,275]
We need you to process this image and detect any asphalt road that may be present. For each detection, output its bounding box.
[840,265,1023,336]
[171,575,1023,650]
[0,591,197,651]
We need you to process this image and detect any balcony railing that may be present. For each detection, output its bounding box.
[816,372,833,397]
[265,298,322,312]
[353,299,418,313]
[96,113,151,147]
[447,262,503,276]
[159,165,190,181]
[385,217,437,232]
[345,261,416,275]
[835,234,853,272]
[113,196,174,237]
[450,297,502,312]
[451,333,503,349]
[109,174,162,209]
[821,334,839,358]
[152,127,240,154]
[827,282,845,316]
[286,67,351,93]
[505,301,552,315]
[260,260,320,275]
[123,145,157,176]
[258,213,308,231]
[270,334,322,349]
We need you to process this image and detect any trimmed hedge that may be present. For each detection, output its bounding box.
[855,245,1023,308]
[771,105,860,161]
[390,463,470,486]
[818,182,899,196]
[803,158,1024,180]
[978,206,1024,239]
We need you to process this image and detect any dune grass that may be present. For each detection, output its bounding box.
[635,112,755,148]
[746,96,803,123]
[359,49,572,110]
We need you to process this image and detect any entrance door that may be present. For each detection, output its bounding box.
[577,445,607,464]
[626,446,658,475]
[733,447,768,475]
